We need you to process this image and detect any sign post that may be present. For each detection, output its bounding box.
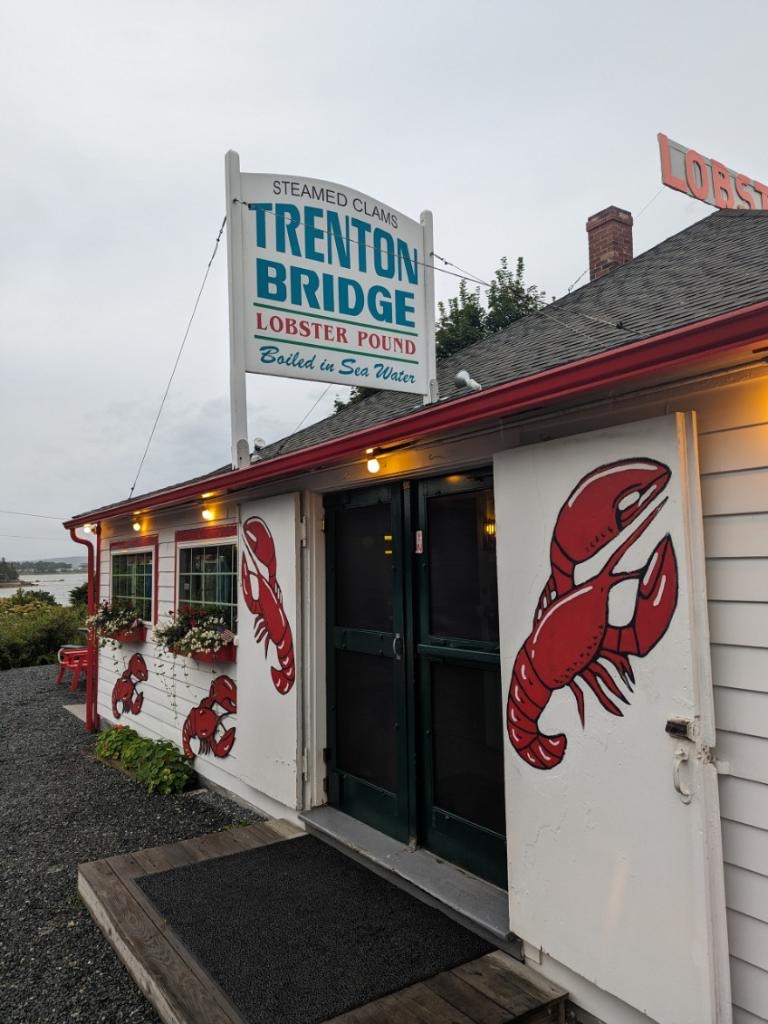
[225,151,437,466]
[225,151,250,469]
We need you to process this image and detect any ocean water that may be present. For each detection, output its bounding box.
[0,573,88,606]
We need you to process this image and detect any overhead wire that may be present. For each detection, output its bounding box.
[0,509,68,520]
[127,215,227,500]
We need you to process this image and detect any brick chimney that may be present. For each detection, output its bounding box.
[586,206,633,281]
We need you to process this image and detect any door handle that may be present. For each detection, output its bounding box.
[672,746,692,805]
[392,633,402,660]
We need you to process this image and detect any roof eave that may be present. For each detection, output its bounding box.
[64,298,768,529]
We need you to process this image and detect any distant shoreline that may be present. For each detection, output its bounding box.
[0,575,85,589]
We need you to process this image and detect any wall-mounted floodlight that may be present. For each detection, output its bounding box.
[454,369,482,392]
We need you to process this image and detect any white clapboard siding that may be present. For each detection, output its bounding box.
[734,1006,767,1024]
[706,560,768,603]
[722,821,768,877]
[708,601,768,648]
[701,469,768,516]
[717,732,768,786]
[704,514,768,558]
[710,645,768,694]
[695,378,768,434]
[699,424,768,474]
[730,957,768,1021]
[728,912,768,974]
[725,867,768,925]
[719,778,768,832]
[700,380,768,1023]
[714,689,768,740]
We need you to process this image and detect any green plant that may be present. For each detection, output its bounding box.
[96,726,196,795]
[69,581,89,607]
[5,588,58,607]
[0,598,82,670]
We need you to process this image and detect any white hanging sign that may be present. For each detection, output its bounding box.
[225,153,436,460]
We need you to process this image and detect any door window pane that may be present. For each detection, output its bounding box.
[336,650,397,793]
[427,489,499,642]
[334,503,394,632]
[431,661,506,836]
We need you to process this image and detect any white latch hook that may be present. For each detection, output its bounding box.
[673,745,692,804]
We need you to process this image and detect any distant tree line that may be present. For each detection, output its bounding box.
[335,256,544,412]
[2,559,83,575]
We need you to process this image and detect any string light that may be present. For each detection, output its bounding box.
[365,448,381,474]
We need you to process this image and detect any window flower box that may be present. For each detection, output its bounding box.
[86,601,146,647]
[153,606,237,662]
[191,643,237,665]
[109,624,147,644]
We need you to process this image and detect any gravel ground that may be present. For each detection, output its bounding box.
[0,665,264,1024]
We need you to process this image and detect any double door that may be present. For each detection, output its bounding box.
[325,473,506,888]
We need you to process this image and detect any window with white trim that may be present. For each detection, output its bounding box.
[178,543,238,630]
[111,551,154,621]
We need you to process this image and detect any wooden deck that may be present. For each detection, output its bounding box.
[79,820,567,1024]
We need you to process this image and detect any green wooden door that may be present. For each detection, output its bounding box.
[325,484,410,842]
[326,474,507,886]
[415,473,507,888]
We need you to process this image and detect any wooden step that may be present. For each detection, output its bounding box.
[326,950,567,1023]
[79,818,567,1024]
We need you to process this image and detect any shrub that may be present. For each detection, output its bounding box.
[69,581,89,607]
[0,597,83,670]
[5,588,58,607]
[96,726,196,795]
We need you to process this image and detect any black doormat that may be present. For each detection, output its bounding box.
[137,834,493,1024]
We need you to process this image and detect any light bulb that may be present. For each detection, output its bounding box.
[202,508,215,521]
[366,457,381,474]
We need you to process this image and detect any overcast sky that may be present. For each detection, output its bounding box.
[1,0,765,561]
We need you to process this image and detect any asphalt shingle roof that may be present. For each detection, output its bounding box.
[75,209,768,520]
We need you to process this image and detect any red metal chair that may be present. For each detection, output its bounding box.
[56,645,90,692]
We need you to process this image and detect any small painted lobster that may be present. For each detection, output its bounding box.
[112,653,148,718]
[507,458,679,770]
[181,675,237,758]
[241,516,295,694]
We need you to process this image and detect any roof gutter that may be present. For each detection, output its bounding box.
[64,298,768,529]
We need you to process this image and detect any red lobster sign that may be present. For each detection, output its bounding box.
[112,653,148,719]
[182,675,237,758]
[507,459,679,770]
[241,516,296,694]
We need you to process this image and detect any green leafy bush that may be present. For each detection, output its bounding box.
[0,594,83,670]
[96,726,196,795]
[69,581,89,607]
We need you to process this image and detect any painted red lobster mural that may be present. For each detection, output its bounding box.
[241,516,295,694]
[112,653,148,718]
[182,675,237,758]
[507,458,679,770]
